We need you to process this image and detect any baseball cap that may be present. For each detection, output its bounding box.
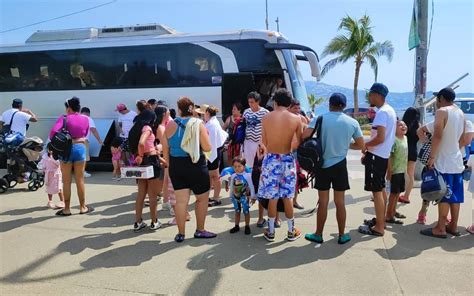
[369,83,389,98]
[433,87,456,102]
[13,98,23,105]
[115,103,127,112]
[329,93,347,107]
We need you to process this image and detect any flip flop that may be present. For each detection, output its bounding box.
[395,212,406,219]
[55,209,71,217]
[79,206,95,215]
[386,218,404,225]
[305,233,323,243]
[445,228,461,237]
[358,225,384,236]
[420,228,447,239]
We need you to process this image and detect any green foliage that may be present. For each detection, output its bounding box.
[321,14,394,113]
[355,115,370,126]
[308,94,327,110]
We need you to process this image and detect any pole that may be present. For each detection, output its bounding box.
[414,0,428,123]
[275,17,279,32]
[265,0,269,30]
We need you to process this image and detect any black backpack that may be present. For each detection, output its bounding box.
[1,111,18,135]
[297,116,323,173]
[50,115,72,160]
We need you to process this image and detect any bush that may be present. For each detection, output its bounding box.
[355,115,370,126]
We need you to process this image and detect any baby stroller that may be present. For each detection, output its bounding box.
[0,133,45,193]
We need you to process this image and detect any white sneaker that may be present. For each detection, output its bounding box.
[162,203,172,211]
[150,220,162,231]
[133,220,147,233]
[84,172,91,178]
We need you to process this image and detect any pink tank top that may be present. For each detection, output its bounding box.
[142,125,156,154]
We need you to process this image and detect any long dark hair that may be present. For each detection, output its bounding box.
[402,107,420,133]
[154,105,168,126]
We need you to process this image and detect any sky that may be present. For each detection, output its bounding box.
[0,0,472,93]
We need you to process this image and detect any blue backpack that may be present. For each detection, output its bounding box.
[420,168,448,204]
[231,118,246,144]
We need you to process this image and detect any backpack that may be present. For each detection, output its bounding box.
[297,116,323,173]
[50,116,72,160]
[1,111,18,135]
[231,117,246,144]
[420,168,448,204]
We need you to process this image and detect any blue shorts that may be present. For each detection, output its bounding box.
[231,194,250,215]
[257,153,296,199]
[441,173,464,204]
[61,143,87,163]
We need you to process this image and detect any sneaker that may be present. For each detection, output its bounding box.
[287,227,302,241]
[417,212,426,225]
[150,220,162,231]
[175,233,185,243]
[194,230,217,239]
[263,229,275,242]
[144,199,150,207]
[133,220,147,233]
[47,201,56,209]
[244,225,251,235]
[84,172,91,178]
[230,225,240,233]
[162,203,172,211]
[167,218,177,225]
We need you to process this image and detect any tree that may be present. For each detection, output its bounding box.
[321,15,394,113]
[308,94,326,111]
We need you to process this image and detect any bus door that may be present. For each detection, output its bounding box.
[222,73,256,119]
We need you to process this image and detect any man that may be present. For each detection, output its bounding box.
[243,92,269,167]
[259,88,302,242]
[420,88,465,238]
[116,103,137,165]
[0,98,38,136]
[303,93,365,244]
[358,83,396,237]
[81,107,103,178]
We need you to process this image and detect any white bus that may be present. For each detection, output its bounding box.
[0,24,321,162]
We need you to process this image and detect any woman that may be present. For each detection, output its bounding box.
[50,97,92,216]
[205,106,228,207]
[131,109,165,232]
[162,97,216,242]
[400,107,421,204]
[155,105,172,214]
[223,103,243,166]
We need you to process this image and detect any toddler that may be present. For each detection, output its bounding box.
[111,137,122,180]
[38,143,65,209]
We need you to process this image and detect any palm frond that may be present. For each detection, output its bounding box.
[321,35,351,58]
[338,15,358,32]
[366,41,394,62]
[365,54,379,81]
[321,56,346,77]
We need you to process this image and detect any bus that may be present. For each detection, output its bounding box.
[0,24,321,162]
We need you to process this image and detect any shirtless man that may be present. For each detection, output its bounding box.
[259,88,303,242]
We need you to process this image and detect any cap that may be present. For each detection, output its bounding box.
[433,87,456,102]
[12,98,23,105]
[194,104,209,114]
[369,83,389,98]
[115,103,127,112]
[329,93,347,107]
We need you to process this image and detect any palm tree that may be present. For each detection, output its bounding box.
[321,15,394,113]
[307,94,326,111]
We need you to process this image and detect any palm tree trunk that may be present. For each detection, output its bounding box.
[353,61,362,113]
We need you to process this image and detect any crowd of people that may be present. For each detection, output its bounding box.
[1,83,473,244]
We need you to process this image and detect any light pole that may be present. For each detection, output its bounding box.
[265,0,269,30]
[275,17,279,32]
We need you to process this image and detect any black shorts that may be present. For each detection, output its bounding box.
[141,155,162,180]
[390,173,405,194]
[408,143,418,162]
[207,147,223,170]
[169,155,210,195]
[314,159,350,191]
[364,152,388,192]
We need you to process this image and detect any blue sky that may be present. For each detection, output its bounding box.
[0,0,472,93]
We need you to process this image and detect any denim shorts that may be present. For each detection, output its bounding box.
[61,143,87,163]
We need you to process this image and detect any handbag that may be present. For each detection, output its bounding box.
[418,133,432,165]
[420,168,449,205]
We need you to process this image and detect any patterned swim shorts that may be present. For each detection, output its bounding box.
[257,153,296,199]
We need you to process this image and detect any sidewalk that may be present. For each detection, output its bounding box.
[0,151,472,295]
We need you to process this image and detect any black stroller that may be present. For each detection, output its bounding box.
[0,133,45,193]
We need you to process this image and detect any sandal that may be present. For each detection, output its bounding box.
[79,206,95,215]
[338,233,351,245]
[208,199,222,207]
[363,217,376,227]
[386,218,404,225]
[395,212,406,219]
[304,233,323,243]
[358,225,384,236]
[398,196,410,203]
[175,233,185,243]
[256,218,267,228]
[55,209,71,216]
[445,227,461,237]
[417,212,427,224]
[420,228,447,239]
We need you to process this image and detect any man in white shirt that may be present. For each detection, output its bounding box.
[116,103,137,139]
[0,98,38,136]
[81,107,103,178]
[359,83,396,237]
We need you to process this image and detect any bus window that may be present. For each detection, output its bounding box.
[282,49,309,112]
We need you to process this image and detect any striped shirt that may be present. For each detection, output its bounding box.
[243,107,269,142]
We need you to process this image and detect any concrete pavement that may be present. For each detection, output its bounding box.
[0,151,473,295]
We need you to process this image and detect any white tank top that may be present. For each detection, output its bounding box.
[435,105,465,174]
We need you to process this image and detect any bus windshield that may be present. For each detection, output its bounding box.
[282,49,309,112]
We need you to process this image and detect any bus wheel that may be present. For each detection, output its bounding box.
[0,178,8,193]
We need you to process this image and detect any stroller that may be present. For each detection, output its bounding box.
[0,133,45,193]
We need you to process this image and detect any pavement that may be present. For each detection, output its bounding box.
[0,151,473,295]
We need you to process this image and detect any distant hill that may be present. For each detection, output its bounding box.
[305,81,474,115]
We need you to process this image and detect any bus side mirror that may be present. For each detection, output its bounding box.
[303,51,321,81]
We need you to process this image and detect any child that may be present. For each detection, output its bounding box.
[223,157,255,234]
[386,120,408,224]
[110,137,122,180]
[38,143,65,209]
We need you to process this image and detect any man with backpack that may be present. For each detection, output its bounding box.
[0,98,38,136]
[302,93,365,244]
